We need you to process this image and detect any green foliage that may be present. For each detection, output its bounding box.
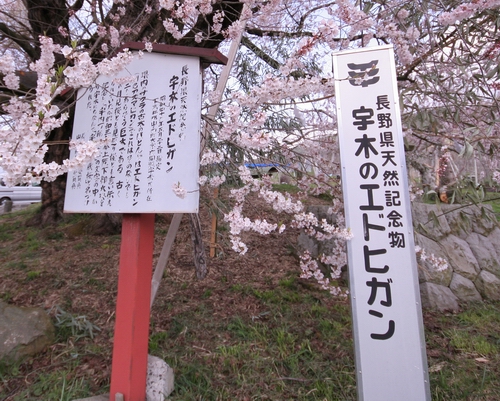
[46,231,65,240]
[447,328,499,355]
[25,270,41,281]
[483,195,500,221]
[272,183,301,194]
[9,371,92,401]
[51,306,101,342]
[2,203,500,400]
[427,302,500,399]
[149,331,169,353]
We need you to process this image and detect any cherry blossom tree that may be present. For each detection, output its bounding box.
[0,0,244,224]
[1,0,500,289]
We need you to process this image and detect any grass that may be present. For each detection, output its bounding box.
[483,192,500,220]
[1,204,500,400]
[156,301,357,400]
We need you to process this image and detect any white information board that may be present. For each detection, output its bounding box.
[64,51,202,213]
[333,45,431,401]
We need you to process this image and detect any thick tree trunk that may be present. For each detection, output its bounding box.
[29,113,122,234]
[28,114,71,226]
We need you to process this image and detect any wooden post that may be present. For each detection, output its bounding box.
[150,213,183,307]
[204,26,245,257]
[110,213,156,401]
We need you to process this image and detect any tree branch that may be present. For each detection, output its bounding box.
[245,27,313,38]
[241,36,281,70]
[68,0,85,13]
[0,22,38,60]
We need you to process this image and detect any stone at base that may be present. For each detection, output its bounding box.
[73,355,174,401]
[147,355,175,400]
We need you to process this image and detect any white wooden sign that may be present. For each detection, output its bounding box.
[333,45,431,401]
[64,51,202,213]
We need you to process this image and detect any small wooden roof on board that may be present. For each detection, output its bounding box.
[122,42,228,68]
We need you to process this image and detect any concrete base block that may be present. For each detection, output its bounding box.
[73,356,174,401]
[147,355,174,400]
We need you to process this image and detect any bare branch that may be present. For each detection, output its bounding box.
[241,35,281,70]
[0,21,38,60]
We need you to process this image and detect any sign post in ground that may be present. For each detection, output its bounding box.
[64,43,226,400]
[333,45,431,401]
[110,213,155,399]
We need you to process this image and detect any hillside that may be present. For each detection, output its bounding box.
[1,190,500,400]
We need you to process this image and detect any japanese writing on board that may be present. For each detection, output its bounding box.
[349,80,403,340]
[333,45,430,401]
[65,52,202,213]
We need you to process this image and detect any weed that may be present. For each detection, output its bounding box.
[167,318,187,339]
[279,276,297,289]
[0,229,12,241]
[447,328,499,355]
[51,306,101,342]
[26,270,41,281]
[73,239,91,250]
[9,371,92,400]
[309,304,329,317]
[229,283,245,293]
[0,291,12,302]
[216,344,245,358]
[149,331,169,353]
[252,288,281,303]
[25,230,43,251]
[73,242,86,251]
[0,358,21,380]
[227,317,263,341]
[272,183,300,193]
[46,231,65,240]
[274,327,296,358]
[6,260,28,270]
[86,277,106,291]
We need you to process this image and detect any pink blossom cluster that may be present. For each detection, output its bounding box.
[172,182,187,199]
[291,211,352,244]
[222,165,307,254]
[438,0,500,25]
[224,206,278,255]
[299,251,347,297]
[34,138,108,182]
[415,246,449,272]
[492,171,500,185]
[335,0,374,39]
[200,149,225,166]
[0,36,135,184]
[0,54,19,90]
[376,23,415,65]
[207,174,226,187]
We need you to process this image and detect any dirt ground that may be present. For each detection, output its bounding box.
[0,187,334,397]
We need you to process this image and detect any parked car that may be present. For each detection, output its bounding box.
[0,183,42,205]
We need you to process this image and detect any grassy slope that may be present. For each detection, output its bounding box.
[0,203,499,400]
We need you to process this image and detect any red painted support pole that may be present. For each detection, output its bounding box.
[110,213,156,401]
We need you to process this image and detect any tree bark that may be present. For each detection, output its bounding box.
[188,213,208,279]
[28,113,71,226]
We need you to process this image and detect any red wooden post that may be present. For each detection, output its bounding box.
[110,213,156,401]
